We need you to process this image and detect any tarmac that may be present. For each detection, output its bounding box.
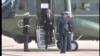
[2,35,99,56]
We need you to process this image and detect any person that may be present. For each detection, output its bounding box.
[23,12,31,52]
[65,12,73,51]
[43,9,54,49]
[58,11,73,53]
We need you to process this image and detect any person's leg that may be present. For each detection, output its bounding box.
[66,33,71,51]
[63,33,68,52]
[60,34,66,53]
[24,33,29,51]
[45,30,48,49]
[48,29,53,43]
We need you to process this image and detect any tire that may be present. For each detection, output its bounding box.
[71,41,78,51]
[57,40,78,51]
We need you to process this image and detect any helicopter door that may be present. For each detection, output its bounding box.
[36,0,56,49]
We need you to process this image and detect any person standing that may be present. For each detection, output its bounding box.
[65,11,73,51]
[23,12,31,52]
[43,9,54,49]
[58,11,73,53]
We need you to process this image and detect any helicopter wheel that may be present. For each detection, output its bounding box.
[57,40,78,51]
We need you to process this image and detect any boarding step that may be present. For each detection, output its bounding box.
[36,28,56,49]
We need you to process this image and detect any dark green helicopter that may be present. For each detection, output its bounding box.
[2,0,99,51]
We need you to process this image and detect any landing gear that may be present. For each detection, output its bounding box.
[57,40,78,51]
[71,41,78,51]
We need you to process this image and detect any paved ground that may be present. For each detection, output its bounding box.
[2,35,99,56]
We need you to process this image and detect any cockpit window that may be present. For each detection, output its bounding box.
[71,0,99,15]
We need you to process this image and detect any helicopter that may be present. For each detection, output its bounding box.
[2,0,99,51]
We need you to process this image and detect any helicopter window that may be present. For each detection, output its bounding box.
[17,0,36,14]
[82,3,91,11]
[71,0,99,15]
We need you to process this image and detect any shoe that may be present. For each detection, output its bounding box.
[66,49,71,51]
[60,51,65,53]
[24,50,29,52]
[66,50,71,52]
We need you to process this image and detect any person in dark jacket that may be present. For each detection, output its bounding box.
[43,9,54,49]
[58,11,73,53]
[65,12,73,51]
[23,12,30,52]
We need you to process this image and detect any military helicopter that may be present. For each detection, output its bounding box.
[2,0,99,51]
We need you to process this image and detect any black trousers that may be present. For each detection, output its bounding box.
[44,29,53,49]
[66,33,71,51]
[60,33,68,53]
[23,33,29,51]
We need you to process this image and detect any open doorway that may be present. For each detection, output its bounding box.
[41,0,51,8]
[36,0,53,25]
